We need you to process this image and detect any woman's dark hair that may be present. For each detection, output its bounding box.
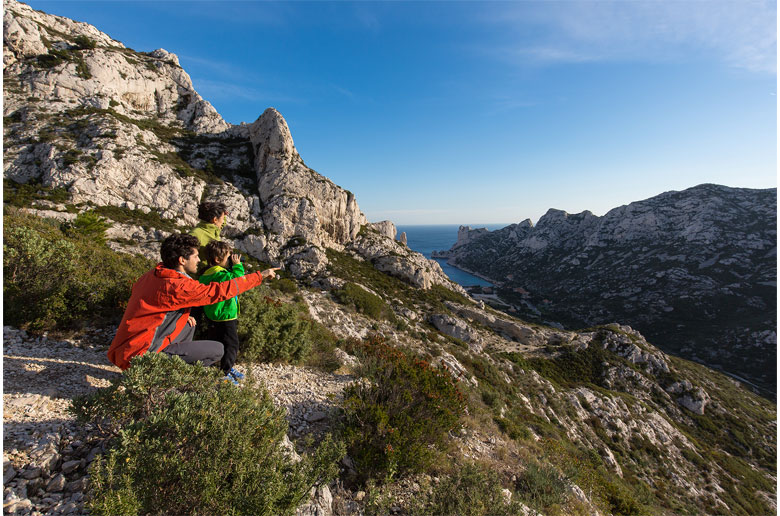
[205,240,232,266]
[161,234,200,269]
[197,202,228,223]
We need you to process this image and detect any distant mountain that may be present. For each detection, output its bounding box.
[434,184,777,396]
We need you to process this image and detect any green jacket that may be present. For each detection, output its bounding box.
[198,263,245,321]
[189,222,222,267]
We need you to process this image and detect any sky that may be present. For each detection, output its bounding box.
[25,0,777,225]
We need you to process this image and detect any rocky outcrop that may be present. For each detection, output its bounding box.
[347,227,467,293]
[666,380,710,415]
[368,221,396,240]
[435,184,777,396]
[445,301,570,348]
[248,108,367,249]
[3,1,227,133]
[429,314,483,352]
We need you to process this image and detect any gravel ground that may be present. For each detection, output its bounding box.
[2,326,355,515]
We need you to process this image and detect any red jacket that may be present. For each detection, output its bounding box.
[108,263,264,370]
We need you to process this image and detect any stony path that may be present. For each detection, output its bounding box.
[2,326,354,516]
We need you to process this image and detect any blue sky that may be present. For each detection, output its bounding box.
[27,1,777,225]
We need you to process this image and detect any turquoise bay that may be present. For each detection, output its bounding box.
[396,224,506,288]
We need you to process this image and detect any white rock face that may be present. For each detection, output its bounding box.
[666,380,710,415]
[3,1,227,133]
[368,220,396,240]
[429,314,483,352]
[445,301,564,347]
[249,108,367,249]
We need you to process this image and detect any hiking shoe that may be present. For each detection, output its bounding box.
[228,367,245,380]
[222,374,239,386]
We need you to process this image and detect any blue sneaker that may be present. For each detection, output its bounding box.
[228,367,245,380]
[222,374,239,386]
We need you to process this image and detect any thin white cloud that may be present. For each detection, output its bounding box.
[481,1,776,74]
[179,54,251,79]
[331,84,355,99]
[191,78,301,104]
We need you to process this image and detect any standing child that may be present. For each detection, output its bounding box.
[198,240,252,382]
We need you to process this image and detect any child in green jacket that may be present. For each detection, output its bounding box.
[199,240,246,382]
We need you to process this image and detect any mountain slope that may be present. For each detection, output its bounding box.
[434,184,777,396]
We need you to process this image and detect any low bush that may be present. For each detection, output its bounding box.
[341,335,466,484]
[71,353,344,516]
[3,211,152,330]
[515,461,569,511]
[238,289,313,362]
[4,179,70,207]
[90,204,182,232]
[73,35,96,50]
[412,462,521,516]
[61,210,111,243]
[271,277,298,294]
[334,282,389,320]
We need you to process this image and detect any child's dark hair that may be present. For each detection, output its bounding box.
[197,202,228,223]
[205,240,232,266]
[161,234,200,269]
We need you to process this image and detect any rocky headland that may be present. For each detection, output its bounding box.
[434,185,777,397]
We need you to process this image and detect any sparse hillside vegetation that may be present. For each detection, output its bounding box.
[3,208,153,330]
[71,353,343,516]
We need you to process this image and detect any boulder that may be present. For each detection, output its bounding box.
[429,314,483,352]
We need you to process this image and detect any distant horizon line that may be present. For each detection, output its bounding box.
[394,223,512,228]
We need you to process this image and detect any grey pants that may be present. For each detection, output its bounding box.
[161,322,224,368]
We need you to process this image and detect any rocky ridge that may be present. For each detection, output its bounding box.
[434,184,777,396]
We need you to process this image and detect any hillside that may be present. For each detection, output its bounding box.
[434,185,777,397]
[3,2,776,515]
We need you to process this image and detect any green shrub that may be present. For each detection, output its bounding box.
[90,204,182,232]
[3,211,152,330]
[238,289,313,362]
[412,462,521,516]
[271,277,298,294]
[4,179,71,207]
[71,353,344,516]
[341,335,466,484]
[334,282,388,320]
[4,224,76,329]
[63,148,83,166]
[601,480,644,516]
[37,51,66,68]
[61,210,111,243]
[515,462,569,511]
[73,35,96,49]
[303,322,343,373]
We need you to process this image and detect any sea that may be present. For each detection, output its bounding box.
[396,224,507,288]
